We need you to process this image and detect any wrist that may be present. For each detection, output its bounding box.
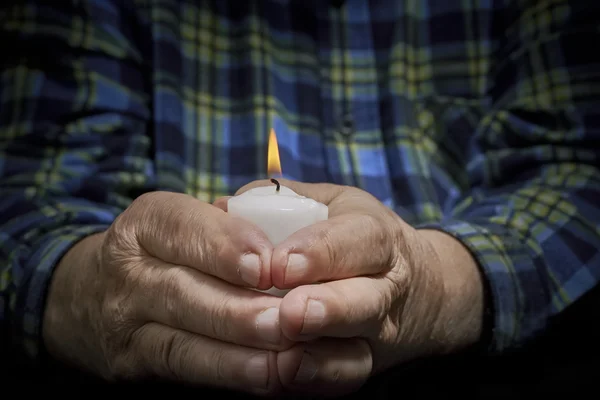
[417,229,486,354]
[42,232,105,369]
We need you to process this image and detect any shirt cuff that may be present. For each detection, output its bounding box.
[417,218,540,354]
[12,224,109,363]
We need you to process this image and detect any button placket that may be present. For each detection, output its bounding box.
[338,113,355,140]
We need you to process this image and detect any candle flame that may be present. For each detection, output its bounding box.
[267,128,282,176]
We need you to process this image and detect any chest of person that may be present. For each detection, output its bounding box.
[133,0,497,223]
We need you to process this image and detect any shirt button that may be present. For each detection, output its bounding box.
[418,110,434,129]
[338,114,355,139]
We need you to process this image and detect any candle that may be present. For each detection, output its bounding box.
[227,129,328,296]
[228,178,328,245]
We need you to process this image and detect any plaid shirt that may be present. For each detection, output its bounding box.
[1,0,599,365]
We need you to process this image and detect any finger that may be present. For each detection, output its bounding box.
[279,275,401,340]
[136,260,293,351]
[129,322,281,396]
[271,214,399,288]
[277,338,372,397]
[125,191,273,289]
[212,196,231,212]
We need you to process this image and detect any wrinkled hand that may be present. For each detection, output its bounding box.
[43,191,293,395]
[220,179,485,397]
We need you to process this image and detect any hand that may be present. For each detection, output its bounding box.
[227,179,485,397]
[42,191,292,395]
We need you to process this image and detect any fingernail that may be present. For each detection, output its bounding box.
[301,299,325,334]
[294,352,318,383]
[284,254,308,284]
[255,307,281,345]
[239,254,261,286]
[245,353,269,389]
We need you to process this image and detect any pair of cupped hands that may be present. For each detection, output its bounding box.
[43,179,483,397]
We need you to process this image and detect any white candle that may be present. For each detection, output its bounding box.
[228,180,328,296]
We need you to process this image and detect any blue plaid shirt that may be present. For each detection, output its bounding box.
[1,0,599,364]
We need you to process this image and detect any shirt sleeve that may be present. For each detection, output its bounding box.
[0,1,152,362]
[418,1,600,353]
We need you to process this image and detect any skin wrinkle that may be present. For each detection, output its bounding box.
[103,312,142,380]
[212,293,235,340]
[167,208,205,267]
[381,230,412,339]
[95,252,140,379]
[161,327,181,380]
[236,250,257,287]
[357,214,388,273]
[134,192,210,272]
[104,222,139,265]
[381,212,406,275]
[161,267,190,329]
[368,275,395,324]
[408,246,445,353]
[212,345,230,384]
[321,226,338,279]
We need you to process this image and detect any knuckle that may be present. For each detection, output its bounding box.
[328,284,352,312]
[211,347,230,382]
[206,294,235,340]
[110,206,136,240]
[362,214,386,245]
[132,191,161,209]
[386,257,412,287]
[99,278,140,343]
[118,192,177,254]
[101,298,137,343]
[101,298,127,325]
[312,225,337,272]
[110,261,147,304]
[99,261,154,371]
[122,264,148,289]
[103,218,141,265]
[160,331,187,380]
[183,209,216,266]
[101,320,143,381]
[363,214,392,272]
[160,268,189,327]
[367,279,394,322]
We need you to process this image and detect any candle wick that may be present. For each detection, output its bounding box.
[270,178,281,192]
